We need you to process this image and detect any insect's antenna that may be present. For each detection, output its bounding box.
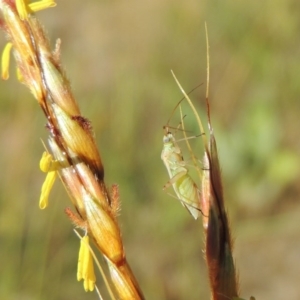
[176,133,204,144]
[205,22,212,130]
[164,117,195,144]
[165,83,203,128]
[180,105,203,181]
[164,114,192,135]
[176,115,201,138]
[175,114,187,133]
[163,115,185,132]
[171,71,207,147]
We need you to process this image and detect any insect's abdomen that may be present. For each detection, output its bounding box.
[176,175,200,219]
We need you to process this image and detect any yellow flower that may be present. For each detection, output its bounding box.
[16,0,57,20]
[39,151,59,209]
[77,236,96,292]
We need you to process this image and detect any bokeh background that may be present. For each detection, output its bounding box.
[0,0,300,299]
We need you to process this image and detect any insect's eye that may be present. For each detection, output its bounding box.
[163,135,169,143]
[164,132,174,143]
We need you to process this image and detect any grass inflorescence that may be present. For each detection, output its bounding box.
[0,1,144,299]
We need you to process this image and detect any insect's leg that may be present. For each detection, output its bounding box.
[163,168,187,190]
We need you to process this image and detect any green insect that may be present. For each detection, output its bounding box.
[161,124,201,219]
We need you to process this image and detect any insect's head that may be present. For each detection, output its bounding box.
[162,125,175,143]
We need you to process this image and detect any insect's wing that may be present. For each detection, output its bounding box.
[177,176,201,219]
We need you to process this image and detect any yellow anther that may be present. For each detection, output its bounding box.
[16,67,24,82]
[40,151,53,172]
[39,151,60,209]
[29,0,57,13]
[16,0,28,20]
[40,151,60,172]
[77,236,96,292]
[16,0,57,20]
[1,43,13,80]
[39,170,57,209]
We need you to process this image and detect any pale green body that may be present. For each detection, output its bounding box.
[161,131,201,219]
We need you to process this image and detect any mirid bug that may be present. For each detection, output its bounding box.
[161,121,202,219]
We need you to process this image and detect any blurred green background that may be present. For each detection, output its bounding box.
[0,0,300,299]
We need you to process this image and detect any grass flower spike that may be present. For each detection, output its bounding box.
[0,1,144,298]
